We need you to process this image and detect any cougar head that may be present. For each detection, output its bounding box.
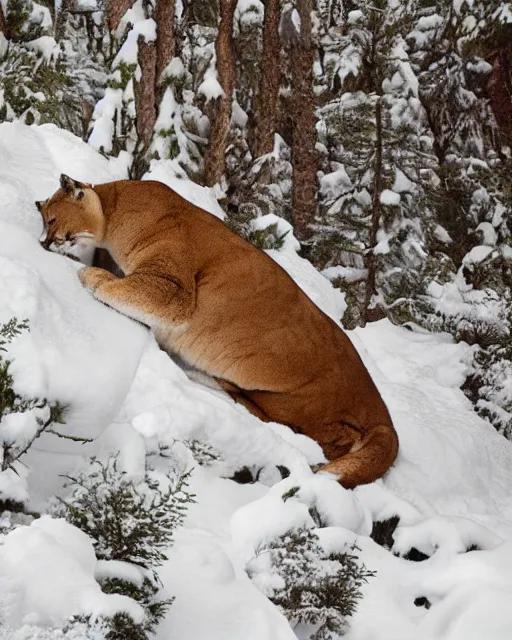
[36,174,104,252]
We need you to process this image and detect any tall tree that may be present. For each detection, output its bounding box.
[288,0,318,241]
[487,44,512,148]
[106,0,134,32]
[155,0,176,83]
[132,36,157,178]
[253,0,281,158]
[203,0,237,187]
[0,4,8,37]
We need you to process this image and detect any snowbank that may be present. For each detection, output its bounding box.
[0,123,148,505]
[0,516,144,628]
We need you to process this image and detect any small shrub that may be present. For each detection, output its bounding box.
[56,454,195,638]
[246,527,375,639]
[58,455,194,567]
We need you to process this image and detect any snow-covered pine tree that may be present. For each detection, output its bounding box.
[0,0,105,135]
[56,454,195,638]
[246,526,375,639]
[404,0,512,435]
[312,1,437,328]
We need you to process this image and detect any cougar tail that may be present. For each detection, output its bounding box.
[319,424,399,489]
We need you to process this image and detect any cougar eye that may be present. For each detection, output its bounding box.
[47,218,56,226]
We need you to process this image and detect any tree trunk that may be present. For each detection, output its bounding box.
[132,35,157,178]
[203,0,237,187]
[54,0,71,42]
[106,0,134,32]
[289,0,317,241]
[487,45,512,148]
[363,97,383,327]
[253,0,281,158]
[0,4,9,37]
[155,0,176,84]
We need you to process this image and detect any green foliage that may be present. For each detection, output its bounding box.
[6,0,41,42]
[100,575,172,635]
[227,205,289,251]
[281,486,300,502]
[55,454,194,639]
[184,438,222,466]
[247,527,375,639]
[59,455,195,568]
[108,61,137,90]
[247,222,289,251]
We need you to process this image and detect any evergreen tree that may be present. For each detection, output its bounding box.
[0,0,105,135]
[246,526,375,640]
[312,1,437,327]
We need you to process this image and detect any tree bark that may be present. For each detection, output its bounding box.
[203,0,237,187]
[487,45,512,148]
[253,0,281,158]
[363,97,383,327]
[0,4,8,38]
[155,0,176,84]
[132,35,157,178]
[106,0,134,32]
[289,0,318,241]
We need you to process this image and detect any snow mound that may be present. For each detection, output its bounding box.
[0,516,144,628]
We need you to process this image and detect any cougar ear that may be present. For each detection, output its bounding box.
[35,200,44,212]
[60,174,86,193]
[60,174,75,192]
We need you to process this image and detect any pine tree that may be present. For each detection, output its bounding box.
[312,1,437,328]
[246,526,375,639]
[203,0,237,187]
[0,0,105,135]
[253,0,280,158]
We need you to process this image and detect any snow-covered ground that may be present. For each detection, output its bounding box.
[1,123,512,639]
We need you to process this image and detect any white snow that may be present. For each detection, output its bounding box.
[347,10,363,24]
[475,221,497,246]
[380,189,401,206]
[433,224,453,244]
[197,67,225,102]
[392,168,415,194]
[0,516,145,628]
[113,19,157,67]
[25,37,60,63]
[163,56,185,79]
[463,245,494,265]
[2,123,512,639]
[322,265,367,284]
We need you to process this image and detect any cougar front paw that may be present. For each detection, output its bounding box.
[78,266,116,294]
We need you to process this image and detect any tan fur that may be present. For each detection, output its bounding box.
[37,176,399,488]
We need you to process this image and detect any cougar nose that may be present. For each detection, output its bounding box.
[40,234,51,250]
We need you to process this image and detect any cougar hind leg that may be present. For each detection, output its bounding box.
[319,424,399,489]
[215,378,272,423]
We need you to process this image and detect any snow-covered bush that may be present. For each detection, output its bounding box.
[54,454,194,638]
[0,318,65,512]
[58,455,193,566]
[246,526,375,639]
[183,438,222,466]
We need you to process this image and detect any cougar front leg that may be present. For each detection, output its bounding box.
[78,266,195,327]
